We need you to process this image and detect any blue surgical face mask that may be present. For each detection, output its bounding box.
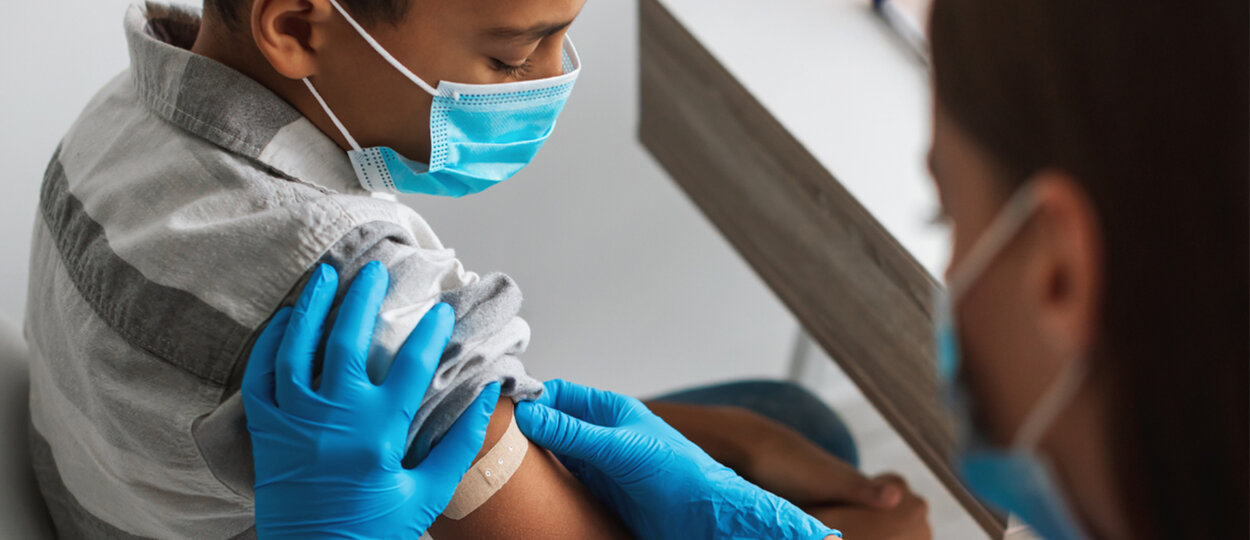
[303,0,581,197]
[934,183,1091,540]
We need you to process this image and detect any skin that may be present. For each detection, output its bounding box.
[427,402,628,538]
[928,105,1132,538]
[191,0,928,535]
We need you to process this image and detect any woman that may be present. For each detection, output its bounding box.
[245,0,1247,537]
[925,0,1246,537]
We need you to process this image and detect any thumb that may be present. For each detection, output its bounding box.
[514,401,616,462]
[784,454,900,508]
[862,474,906,508]
[827,466,903,509]
[817,470,904,509]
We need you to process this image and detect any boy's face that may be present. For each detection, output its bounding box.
[302,0,586,161]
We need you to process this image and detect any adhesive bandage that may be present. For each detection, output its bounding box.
[441,413,528,519]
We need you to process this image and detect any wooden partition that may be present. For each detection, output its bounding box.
[638,0,1004,535]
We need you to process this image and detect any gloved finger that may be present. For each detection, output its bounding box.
[321,261,389,399]
[535,379,640,427]
[384,302,455,418]
[275,264,337,409]
[514,400,617,462]
[554,457,618,508]
[412,383,501,491]
[241,308,292,408]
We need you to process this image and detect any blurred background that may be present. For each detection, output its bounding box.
[0,1,983,537]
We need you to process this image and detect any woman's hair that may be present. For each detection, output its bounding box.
[929,1,1248,537]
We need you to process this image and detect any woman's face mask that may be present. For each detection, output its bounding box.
[933,182,1091,540]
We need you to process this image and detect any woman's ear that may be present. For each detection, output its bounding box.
[1026,172,1103,361]
[250,0,335,80]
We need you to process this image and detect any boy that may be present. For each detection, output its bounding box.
[27,0,626,536]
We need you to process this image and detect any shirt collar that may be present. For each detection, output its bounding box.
[124,0,364,195]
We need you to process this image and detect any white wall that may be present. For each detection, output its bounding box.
[0,0,798,396]
[1,0,141,324]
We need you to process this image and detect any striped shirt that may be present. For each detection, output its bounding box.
[25,2,542,538]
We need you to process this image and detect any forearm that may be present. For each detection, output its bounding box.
[427,399,631,539]
[646,400,876,506]
[644,401,767,475]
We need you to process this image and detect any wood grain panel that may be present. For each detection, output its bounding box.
[638,0,1004,535]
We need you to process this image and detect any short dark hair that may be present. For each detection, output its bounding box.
[931,0,1247,538]
[204,0,411,29]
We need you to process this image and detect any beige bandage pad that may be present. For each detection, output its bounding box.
[442,414,528,520]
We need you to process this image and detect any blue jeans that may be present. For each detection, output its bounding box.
[650,379,859,468]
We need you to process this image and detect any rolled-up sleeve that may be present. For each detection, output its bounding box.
[316,220,544,464]
[194,220,543,497]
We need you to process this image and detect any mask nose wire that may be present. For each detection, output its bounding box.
[324,0,441,97]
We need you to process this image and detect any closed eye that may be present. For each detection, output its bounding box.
[490,58,534,79]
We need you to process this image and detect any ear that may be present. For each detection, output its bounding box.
[1025,172,1103,361]
[250,0,336,80]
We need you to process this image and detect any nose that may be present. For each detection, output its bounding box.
[530,39,569,80]
[533,56,563,79]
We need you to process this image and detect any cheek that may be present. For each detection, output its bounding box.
[957,270,1040,445]
[323,39,432,119]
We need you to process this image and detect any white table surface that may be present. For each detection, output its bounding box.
[655,0,948,279]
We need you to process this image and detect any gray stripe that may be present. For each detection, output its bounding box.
[126,2,300,160]
[172,55,302,159]
[30,425,258,540]
[39,148,248,385]
[27,232,225,460]
[30,424,148,540]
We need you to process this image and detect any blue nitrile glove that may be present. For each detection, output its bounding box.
[242,261,501,539]
[514,379,843,540]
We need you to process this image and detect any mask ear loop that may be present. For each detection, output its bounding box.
[1013,358,1088,451]
[946,182,1045,301]
[324,0,441,97]
[940,180,1069,449]
[966,182,1086,451]
[302,78,362,152]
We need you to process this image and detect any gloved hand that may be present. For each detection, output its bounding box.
[243,261,500,539]
[514,379,843,540]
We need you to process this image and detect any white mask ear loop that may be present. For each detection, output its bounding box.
[302,78,362,152]
[1013,358,1088,451]
[946,182,1045,301]
[948,181,1085,451]
[324,0,441,97]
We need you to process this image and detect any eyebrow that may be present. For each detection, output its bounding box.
[482,20,573,42]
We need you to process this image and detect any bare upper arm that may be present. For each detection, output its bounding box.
[426,398,631,539]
